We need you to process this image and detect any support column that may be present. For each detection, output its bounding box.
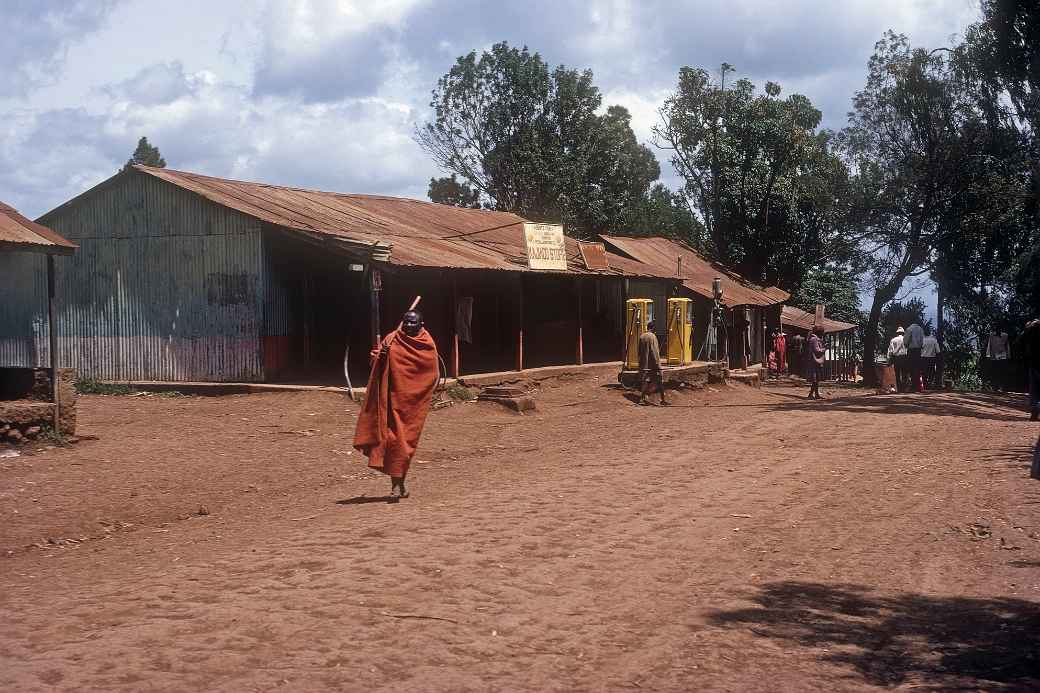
[516,275,524,371]
[47,255,60,433]
[576,278,584,365]
[451,276,460,378]
[369,268,382,350]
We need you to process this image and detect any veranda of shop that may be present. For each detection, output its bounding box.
[780,306,859,381]
[600,235,789,369]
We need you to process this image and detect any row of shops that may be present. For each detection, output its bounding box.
[2,165,803,384]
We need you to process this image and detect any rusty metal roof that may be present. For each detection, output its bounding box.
[781,305,857,334]
[599,235,788,307]
[121,166,672,278]
[0,201,76,255]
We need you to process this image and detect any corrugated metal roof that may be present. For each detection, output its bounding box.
[109,166,672,278]
[781,305,857,334]
[0,201,76,255]
[599,235,788,307]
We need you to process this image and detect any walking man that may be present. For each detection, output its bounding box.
[903,321,925,393]
[807,325,826,400]
[638,320,667,406]
[921,327,941,389]
[354,309,440,499]
[888,327,907,392]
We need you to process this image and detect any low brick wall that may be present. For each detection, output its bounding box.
[0,367,76,441]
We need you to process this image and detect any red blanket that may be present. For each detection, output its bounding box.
[353,328,439,477]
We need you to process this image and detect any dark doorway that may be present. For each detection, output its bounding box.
[262,232,370,384]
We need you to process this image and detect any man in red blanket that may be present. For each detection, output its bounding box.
[353,310,439,499]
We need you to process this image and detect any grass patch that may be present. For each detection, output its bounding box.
[37,425,69,447]
[446,385,477,401]
[74,377,135,396]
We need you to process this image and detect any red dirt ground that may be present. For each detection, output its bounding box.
[1,376,1039,692]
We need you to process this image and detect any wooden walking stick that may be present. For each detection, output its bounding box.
[381,296,423,355]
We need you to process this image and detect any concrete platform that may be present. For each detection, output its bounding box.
[727,364,765,387]
[109,361,626,398]
[459,361,622,388]
[617,361,727,389]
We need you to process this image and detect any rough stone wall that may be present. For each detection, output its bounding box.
[0,367,77,441]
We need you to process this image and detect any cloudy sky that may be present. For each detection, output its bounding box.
[3,0,980,222]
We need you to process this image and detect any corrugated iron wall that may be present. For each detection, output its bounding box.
[0,171,266,381]
[0,252,48,367]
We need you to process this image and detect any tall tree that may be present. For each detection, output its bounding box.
[788,267,865,327]
[619,183,704,245]
[415,43,659,237]
[428,175,482,208]
[948,0,1040,332]
[124,136,166,169]
[840,32,988,381]
[655,66,852,288]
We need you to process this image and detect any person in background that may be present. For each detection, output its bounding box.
[903,321,925,393]
[888,327,907,392]
[986,326,1012,391]
[807,325,826,400]
[1015,318,1040,422]
[638,320,667,406]
[773,330,787,375]
[921,327,941,389]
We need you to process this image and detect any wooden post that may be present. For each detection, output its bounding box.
[47,255,60,433]
[451,276,460,378]
[369,269,382,349]
[516,275,524,371]
[576,278,584,365]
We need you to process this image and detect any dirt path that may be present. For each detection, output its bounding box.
[1,377,1039,691]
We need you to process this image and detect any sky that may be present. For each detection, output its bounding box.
[2,0,981,314]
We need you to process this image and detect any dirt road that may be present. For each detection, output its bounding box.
[1,377,1039,691]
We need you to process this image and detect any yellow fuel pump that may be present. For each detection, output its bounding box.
[666,297,694,365]
[624,298,654,369]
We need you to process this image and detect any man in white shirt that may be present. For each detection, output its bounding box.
[921,328,941,389]
[903,322,925,393]
[888,326,907,392]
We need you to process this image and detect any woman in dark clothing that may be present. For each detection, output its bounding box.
[807,326,826,400]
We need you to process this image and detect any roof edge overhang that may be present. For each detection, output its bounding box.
[0,240,77,256]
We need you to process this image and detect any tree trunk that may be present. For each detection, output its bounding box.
[862,279,904,387]
[936,278,945,387]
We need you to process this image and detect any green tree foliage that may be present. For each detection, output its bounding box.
[655,66,852,288]
[962,0,1040,139]
[946,1,1040,334]
[619,183,704,244]
[428,174,482,208]
[124,136,166,169]
[879,298,932,349]
[788,267,864,327]
[415,43,660,237]
[840,32,992,382]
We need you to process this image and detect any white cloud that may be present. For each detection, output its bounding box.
[0,1,122,98]
[253,0,430,101]
[0,61,435,216]
[0,0,983,221]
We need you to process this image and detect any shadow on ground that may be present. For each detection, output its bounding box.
[763,390,1031,422]
[336,495,399,505]
[709,581,1040,689]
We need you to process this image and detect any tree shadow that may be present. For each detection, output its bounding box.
[973,444,1036,469]
[709,581,1040,689]
[764,391,1031,422]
